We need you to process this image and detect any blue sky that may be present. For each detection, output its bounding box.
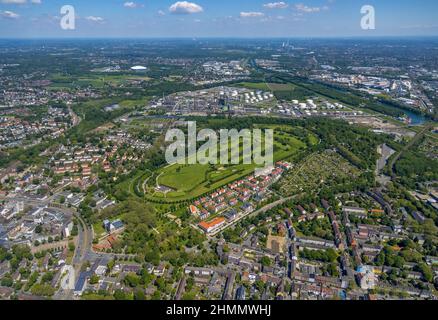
[0,0,437,38]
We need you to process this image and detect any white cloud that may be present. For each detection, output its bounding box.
[240,12,265,18]
[169,1,203,14]
[263,2,288,9]
[0,0,42,3]
[158,10,166,16]
[294,3,328,13]
[0,10,19,19]
[401,24,438,30]
[124,2,138,8]
[0,0,26,3]
[86,16,104,23]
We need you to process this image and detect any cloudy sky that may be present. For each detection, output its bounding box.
[0,0,437,38]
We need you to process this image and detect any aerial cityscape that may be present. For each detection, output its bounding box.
[0,0,438,305]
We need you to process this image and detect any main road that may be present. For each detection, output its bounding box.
[207,193,303,237]
[72,213,93,276]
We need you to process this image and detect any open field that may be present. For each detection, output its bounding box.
[49,73,152,89]
[236,82,271,91]
[148,163,255,201]
[237,81,321,102]
[159,164,210,192]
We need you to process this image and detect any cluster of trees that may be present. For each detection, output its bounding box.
[0,245,61,296]
[222,204,292,245]
[313,119,387,170]
[30,283,55,297]
[387,183,438,235]
[100,200,218,268]
[395,150,438,189]
[322,263,340,277]
[123,269,154,289]
[0,246,11,263]
[0,140,51,169]
[299,248,338,263]
[296,218,335,241]
[260,256,272,267]
[416,263,434,283]
[375,246,407,269]
[0,245,33,271]
[374,243,433,283]
[111,265,181,300]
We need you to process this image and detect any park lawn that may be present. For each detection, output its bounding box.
[93,222,106,239]
[308,133,319,146]
[50,73,152,90]
[275,134,306,149]
[119,98,149,108]
[142,126,314,203]
[147,162,255,202]
[207,166,244,183]
[148,145,301,203]
[158,163,209,191]
[258,124,319,147]
[166,191,187,198]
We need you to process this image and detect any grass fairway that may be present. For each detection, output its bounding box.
[159,164,209,191]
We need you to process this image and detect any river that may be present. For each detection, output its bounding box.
[404,109,427,125]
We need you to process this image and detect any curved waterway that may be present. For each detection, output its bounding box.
[404,109,427,125]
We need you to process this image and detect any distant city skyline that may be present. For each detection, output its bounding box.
[0,0,438,38]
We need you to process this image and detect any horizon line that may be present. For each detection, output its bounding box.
[1,35,438,41]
